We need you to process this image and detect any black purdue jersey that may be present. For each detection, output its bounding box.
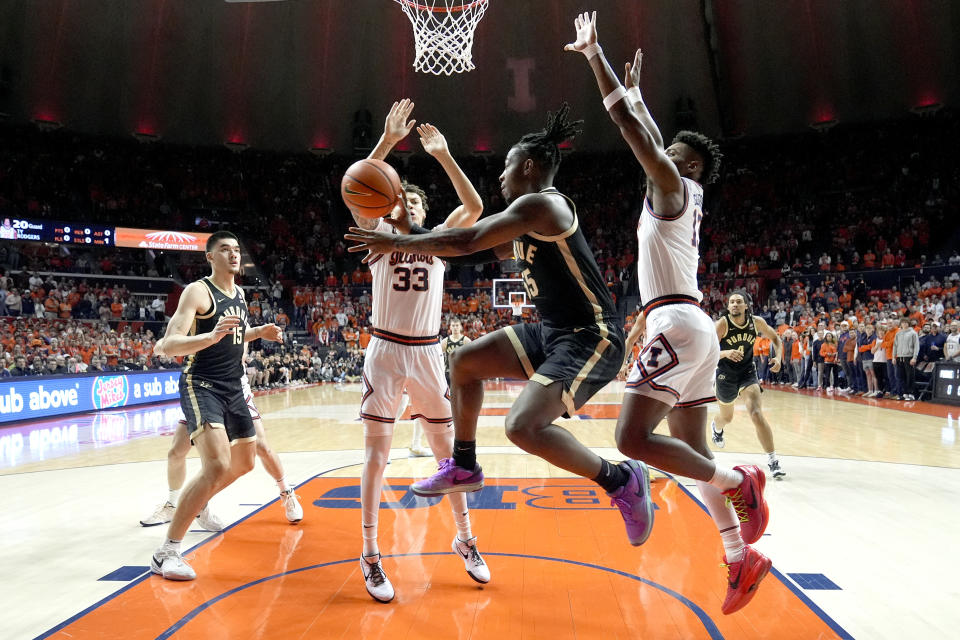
[511,188,617,330]
[182,278,248,388]
[443,335,467,372]
[718,314,757,375]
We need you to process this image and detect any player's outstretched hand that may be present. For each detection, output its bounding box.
[563,11,597,54]
[210,314,242,343]
[345,226,400,263]
[152,338,167,358]
[624,48,642,89]
[768,357,782,373]
[418,124,449,158]
[383,99,416,145]
[260,323,283,343]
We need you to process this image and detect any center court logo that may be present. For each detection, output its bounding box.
[92,376,129,409]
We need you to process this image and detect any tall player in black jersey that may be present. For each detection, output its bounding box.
[712,291,787,479]
[346,106,654,546]
[150,231,283,580]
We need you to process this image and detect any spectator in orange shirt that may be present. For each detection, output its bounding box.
[275,310,290,328]
[110,297,124,319]
[819,333,840,390]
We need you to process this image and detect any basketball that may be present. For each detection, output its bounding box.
[340,159,403,219]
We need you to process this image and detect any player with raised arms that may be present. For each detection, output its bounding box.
[347,100,489,603]
[565,11,771,614]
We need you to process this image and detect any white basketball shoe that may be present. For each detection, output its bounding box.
[196,504,224,531]
[281,490,303,523]
[140,502,175,527]
[361,554,395,603]
[452,536,490,583]
[151,547,196,581]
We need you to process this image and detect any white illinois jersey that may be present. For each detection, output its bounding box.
[636,176,705,308]
[367,218,446,338]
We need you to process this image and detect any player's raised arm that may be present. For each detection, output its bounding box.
[350,100,418,230]
[153,282,240,358]
[417,124,483,229]
[564,12,682,198]
[624,48,664,149]
[368,99,416,162]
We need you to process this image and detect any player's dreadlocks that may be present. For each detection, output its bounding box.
[514,103,584,176]
[672,130,723,184]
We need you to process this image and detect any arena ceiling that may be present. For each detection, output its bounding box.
[0,0,956,152]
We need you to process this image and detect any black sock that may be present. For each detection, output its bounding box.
[453,439,476,470]
[593,459,629,493]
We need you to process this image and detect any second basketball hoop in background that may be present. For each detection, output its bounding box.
[393,0,489,75]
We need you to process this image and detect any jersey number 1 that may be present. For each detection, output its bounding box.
[691,210,703,248]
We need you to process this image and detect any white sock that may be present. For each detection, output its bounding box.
[767,451,777,464]
[411,419,424,449]
[708,466,744,491]
[695,480,744,562]
[162,538,182,553]
[361,431,392,557]
[712,421,723,434]
[450,497,473,541]
[168,489,180,507]
[277,477,291,494]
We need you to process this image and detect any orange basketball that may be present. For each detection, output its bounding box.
[341,158,403,219]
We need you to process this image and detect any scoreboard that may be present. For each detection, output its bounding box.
[0,217,210,251]
[2,218,113,245]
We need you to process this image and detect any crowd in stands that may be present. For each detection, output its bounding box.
[705,272,960,401]
[1,111,957,398]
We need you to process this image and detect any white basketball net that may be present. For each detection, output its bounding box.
[394,0,489,75]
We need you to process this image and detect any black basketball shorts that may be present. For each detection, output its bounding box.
[715,365,762,405]
[180,374,256,443]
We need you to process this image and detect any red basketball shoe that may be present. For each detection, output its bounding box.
[723,465,769,544]
[721,545,772,615]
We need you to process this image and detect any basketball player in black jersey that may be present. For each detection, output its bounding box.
[713,291,787,478]
[441,318,471,384]
[149,231,283,580]
[346,105,654,547]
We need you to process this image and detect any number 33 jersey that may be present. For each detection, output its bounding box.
[367,218,447,337]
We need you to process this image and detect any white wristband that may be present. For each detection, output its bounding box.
[626,87,642,104]
[582,43,601,59]
[603,86,627,111]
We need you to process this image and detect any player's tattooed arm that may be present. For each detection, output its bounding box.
[346,194,552,259]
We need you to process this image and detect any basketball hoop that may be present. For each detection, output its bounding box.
[511,300,523,317]
[393,0,489,76]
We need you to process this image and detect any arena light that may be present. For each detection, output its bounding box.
[31,117,62,131]
[309,146,333,157]
[910,102,943,116]
[224,141,249,153]
[809,119,838,132]
[133,131,162,143]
